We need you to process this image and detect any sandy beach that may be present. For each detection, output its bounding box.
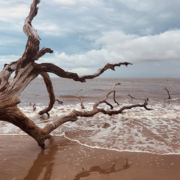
[0,135,180,180]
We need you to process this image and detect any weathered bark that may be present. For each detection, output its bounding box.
[0,0,152,149]
[0,106,50,148]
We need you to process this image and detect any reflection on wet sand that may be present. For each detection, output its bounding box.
[23,137,131,180]
[1,136,180,180]
[73,159,130,180]
[23,139,57,180]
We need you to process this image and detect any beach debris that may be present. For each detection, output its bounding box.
[164,87,171,99]
[128,94,136,100]
[33,103,36,111]
[55,99,63,105]
[76,89,85,109]
[82,167,86,171]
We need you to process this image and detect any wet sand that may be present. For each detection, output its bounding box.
[0,135,180,180]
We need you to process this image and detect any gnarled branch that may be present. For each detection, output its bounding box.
[39,72,55,117]
[23,0,41,41]
[33,48,53,60]
[43,83,152,135]
[79,62,132,80]
[35,62,132,83]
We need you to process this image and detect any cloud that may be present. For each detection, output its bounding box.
[95,30,180,62]
[0,5,29,22]
[52,0,98,6]
[117,0,180,12]
[52,0,76,5]
[35,23,72,36]
[36,29,180,77]
[0,55,21,63]
[0,0,180,78]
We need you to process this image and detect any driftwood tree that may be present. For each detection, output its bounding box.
[0,0,152,149]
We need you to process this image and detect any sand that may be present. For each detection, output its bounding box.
[0,135,180,180]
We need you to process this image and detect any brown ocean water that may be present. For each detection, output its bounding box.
[0,78,180,154]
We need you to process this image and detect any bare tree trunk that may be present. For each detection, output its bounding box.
[0,106,50,148]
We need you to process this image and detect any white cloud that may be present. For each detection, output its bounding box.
[118,0,180,12]
[35,23,72,36]
[51,0,99,6]
[53,0,76,5]
[0,5,29,22]
[0,55,21,63]
[71,67,96,75]
[38,29,180,73]
[95,30,180,62]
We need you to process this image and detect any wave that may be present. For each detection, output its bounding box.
[0,101,179,155]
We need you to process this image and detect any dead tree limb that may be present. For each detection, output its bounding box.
[76,89,85,109]
[164,87,171,99]
[38,72,55,117]
[35,62,132,82]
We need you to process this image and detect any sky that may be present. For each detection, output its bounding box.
[0,0,180,78]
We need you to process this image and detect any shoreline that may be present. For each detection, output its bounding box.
[1,135,180,180]
[1,133,180,156]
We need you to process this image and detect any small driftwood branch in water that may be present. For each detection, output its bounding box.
[128,94,136,100]
[128,94,145,101]
[33,103,36,111]
[76,89,85,109]
[164,87,171,99]
[55,99,63,105]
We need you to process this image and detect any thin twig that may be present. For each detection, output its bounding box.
[76,89,85,109]
[113,91,119,105]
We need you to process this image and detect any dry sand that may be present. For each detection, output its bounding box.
[0,135,180,180]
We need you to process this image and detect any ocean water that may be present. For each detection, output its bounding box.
[0,78,180,155]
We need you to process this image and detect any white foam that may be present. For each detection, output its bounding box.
[0,101,179,154]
